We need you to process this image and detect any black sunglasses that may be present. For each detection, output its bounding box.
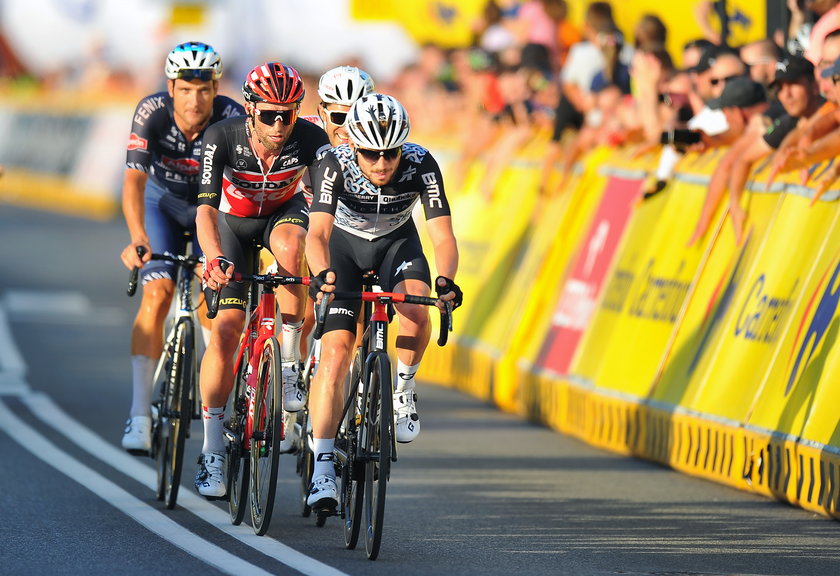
[356,147,401,163]
[254,108,298,126]
[710,74,742,86]
[325,110,348,125]
[174,69,215,81]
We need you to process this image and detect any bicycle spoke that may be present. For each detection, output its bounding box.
[364,352,392,559]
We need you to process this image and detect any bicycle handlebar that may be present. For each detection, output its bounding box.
[127,247,202,297]
[205,269,316,321]
[329,290,453,346]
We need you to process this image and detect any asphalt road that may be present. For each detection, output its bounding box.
[1,204,839,576]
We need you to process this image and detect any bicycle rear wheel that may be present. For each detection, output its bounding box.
[343,347,364,548]
[158,318,194,510]
[364,352,392,560]
[250,336,282,535]
[227,343,251,525]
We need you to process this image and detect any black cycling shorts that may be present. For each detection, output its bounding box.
[215,194,309,312]
[322,224,431,334]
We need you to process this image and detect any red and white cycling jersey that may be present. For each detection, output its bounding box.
[197,116,329,217]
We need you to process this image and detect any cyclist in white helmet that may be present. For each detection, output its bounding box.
[304,93,462,514]
[276,65,376,454]
[118,42,244,455]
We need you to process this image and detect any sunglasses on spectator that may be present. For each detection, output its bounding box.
[325,110,348,125]
[356,147,401,163]
[254,108,298,126]
[710,74,742,86]
[832,76,840,85]
[173,69,215,81]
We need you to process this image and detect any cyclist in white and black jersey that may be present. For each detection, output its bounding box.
[194,62,330,499]
[304,93,462,512]
[277,66,375,454]
[118,42,244,456]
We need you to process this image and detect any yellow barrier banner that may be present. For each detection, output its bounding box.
[536,169,644,376]
[583,171,709,397]
[679,184,828,421]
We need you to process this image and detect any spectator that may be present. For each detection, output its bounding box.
[804,0,840,65]
[538,1,618,195]
[740,38,785,86]
[767,28,840,187]
[689,57,821,245]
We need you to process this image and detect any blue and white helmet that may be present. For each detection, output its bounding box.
[346,93,411,150]
[317,66,375,106]
[165,41,223,80]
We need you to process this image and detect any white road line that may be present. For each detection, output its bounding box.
[0,295,349,576]
[0,398,275,576]
[24,392,348,576]
[2,289,126,326]
[0,305,26,381]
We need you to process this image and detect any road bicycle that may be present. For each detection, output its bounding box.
[298,273,452,560]
[206,254,326,536]
[127,239,203,510]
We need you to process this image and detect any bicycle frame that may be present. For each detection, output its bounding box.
[233,281,277,449]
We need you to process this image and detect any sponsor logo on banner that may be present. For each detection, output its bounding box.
[537,176,642,374]
[785,256,840,395]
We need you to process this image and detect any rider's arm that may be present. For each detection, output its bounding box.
[425,215,459,281]
[305,152,341,275]
[196,123,232,282]
[121,168,149,269]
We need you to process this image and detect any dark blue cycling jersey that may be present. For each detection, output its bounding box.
[125,91,244,202]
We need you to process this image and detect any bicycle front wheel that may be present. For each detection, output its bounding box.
[158,318,194,510]
[227,343,251,525]
[364,352,392,560]
[250,336,282,535]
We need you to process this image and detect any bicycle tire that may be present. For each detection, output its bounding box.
[227,343,251,525]
[250,336,282,535]
[364,352,392,560]
[343,347,365,547]
[160,319,194,510]
[297,408,314,517]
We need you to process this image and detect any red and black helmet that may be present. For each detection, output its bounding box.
[242,62,305,105]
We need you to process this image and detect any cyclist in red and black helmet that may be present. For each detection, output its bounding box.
[193,62,330,499]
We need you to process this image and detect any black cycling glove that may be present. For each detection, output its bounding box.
[309,268,335,300]
[435,276,463,309]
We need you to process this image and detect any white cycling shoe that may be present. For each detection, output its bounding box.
[121,416,152,455]
[394,391,420,443]
[307,474,338,510]
[195,452,227,499]
[282,362,306,412]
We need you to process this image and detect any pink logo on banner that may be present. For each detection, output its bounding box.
[537,176,643,374]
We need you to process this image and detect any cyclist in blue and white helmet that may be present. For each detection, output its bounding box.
[314,66,375,146]
[118,42,243,457]
[164,41,223,81]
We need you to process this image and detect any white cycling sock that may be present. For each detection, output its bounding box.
[312,437,336,479]
[129,355,156,417]
[201,406,226,454]
[395,360,419,393]
[281,321,303,364]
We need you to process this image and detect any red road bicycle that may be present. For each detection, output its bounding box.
[207,258,326,535]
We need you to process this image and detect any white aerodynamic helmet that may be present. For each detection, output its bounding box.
[318,66,375,106]
[346,93,411,150]
[165,41,223,81]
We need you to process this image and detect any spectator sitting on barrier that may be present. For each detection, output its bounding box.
[766,29,840,189]
[687,75,781,246]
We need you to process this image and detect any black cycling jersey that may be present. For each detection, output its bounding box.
[197,116,330,218]
[309,143,452,240]
[125,91,244,202]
